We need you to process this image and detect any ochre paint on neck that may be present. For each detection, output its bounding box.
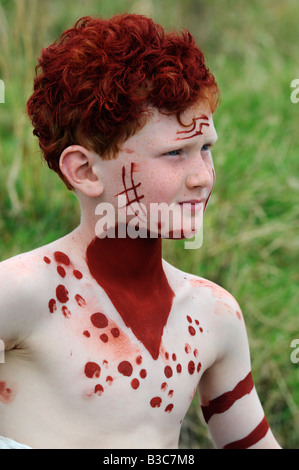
[86,227,175,360]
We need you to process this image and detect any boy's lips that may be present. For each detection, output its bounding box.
[177,199,204,205]
[177,199,205,213]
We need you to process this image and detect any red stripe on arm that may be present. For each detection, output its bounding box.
[223,415,270,449]
[201,372,254,423]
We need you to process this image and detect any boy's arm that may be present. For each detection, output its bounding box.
[0,256,35,351]
[198,293,281,449]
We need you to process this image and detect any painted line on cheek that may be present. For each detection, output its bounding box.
[204,168,215,213]
[113,164,146,222]
[115,163,145,215]
[223,415,270,449]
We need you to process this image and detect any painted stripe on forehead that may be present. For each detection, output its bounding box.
[201,371,254,423]
[176,114,210,141]
[223,415,269,449]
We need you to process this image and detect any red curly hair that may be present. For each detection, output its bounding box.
[27,14,219,189]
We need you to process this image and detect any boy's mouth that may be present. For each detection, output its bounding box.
[177,200,204,214]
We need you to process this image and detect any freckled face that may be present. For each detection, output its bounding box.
[94,103,217,237]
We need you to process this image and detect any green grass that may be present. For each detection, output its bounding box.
[0,0,298,449]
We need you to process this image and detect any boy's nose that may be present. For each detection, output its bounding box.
[185,158,212,189]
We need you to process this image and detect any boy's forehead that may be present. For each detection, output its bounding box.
[134,103,214,139]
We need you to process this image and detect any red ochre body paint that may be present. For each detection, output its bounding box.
[150,397,162,408]
[56,285,69,303]
[176,115,210,141]
[48,298,57,313]
[118,360,133,377]
[54,251,71,266]
[85,362,101,378]
[0,382,14,404]
[201,371,254,423]
[204,168,215,213]
[73,270,83,279]
[223,415,269,449]
[115,163,145,218]
[44,251,86,317]
[86,228,175,360]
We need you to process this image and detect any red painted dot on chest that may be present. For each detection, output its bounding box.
[84,362,101,378]
[131,378,140,390]
[57,266,66,278]
[90,312,108,328]
[188,360,195,375]
[165,403,174,413]
[94,384,104,396]
[111,327,120,338]
[118,360,133,376]
[73,270,83,280]
[56,285,69,303]
[100,333,108,343]
[48,298,57,313]
[150,396,162,408]
[75,294,86,307]
[62,305,71,318]
[164,366,173,378]
[54,251,70,266]
[161,382,168,391]
[188,326,196,336]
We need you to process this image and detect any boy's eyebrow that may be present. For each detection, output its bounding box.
[157,131,218,155]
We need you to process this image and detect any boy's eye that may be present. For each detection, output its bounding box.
[201,144,212,152]
[165,149,182,156]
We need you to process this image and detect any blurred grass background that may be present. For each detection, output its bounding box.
[0,0,298,449]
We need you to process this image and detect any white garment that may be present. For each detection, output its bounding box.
[0,436,32,449]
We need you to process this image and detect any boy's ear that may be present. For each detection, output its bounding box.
[59,145,104,197]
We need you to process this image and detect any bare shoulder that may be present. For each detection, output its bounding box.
[0,238,70,348]
[163,260,247,361]
[164,260,243,321]
[0,242,57,290]
[188,273,243,323]
[0,233,76,286]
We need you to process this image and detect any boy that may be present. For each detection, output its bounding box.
[0,14,280,449]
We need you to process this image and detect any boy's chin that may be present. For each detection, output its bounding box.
[160,227,201,240]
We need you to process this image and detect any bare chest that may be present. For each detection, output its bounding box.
[27,265,215,429]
